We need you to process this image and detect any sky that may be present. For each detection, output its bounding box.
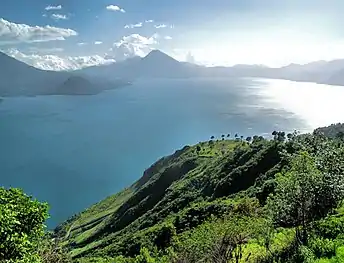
[1,0,344,70]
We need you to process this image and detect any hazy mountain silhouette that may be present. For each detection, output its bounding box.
[3,49,344,96]
[0,52,128,96]
[78,50,197,80]
[79,50,344,86]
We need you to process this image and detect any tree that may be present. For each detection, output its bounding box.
[221,135,225,138]
[267,152,344,245]
[277,131,286,142]
[246,137,252,143]
[0,188,49,262]
[209,217,262,263]
[227,134,230,138]
[287,133,293,140]
[235,134,238,138]
[211,136,215,140]
[272,131,278,140]
[196,146,201,153]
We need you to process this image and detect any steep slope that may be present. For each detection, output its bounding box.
[0,51,65,96]
[55,137,288,259]
[52,128,344,263]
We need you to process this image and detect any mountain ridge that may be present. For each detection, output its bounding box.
[78,50,344,86]
[2,49,344,97]
[0,51,128,96]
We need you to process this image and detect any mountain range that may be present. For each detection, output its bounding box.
[0,52,128,96]
[1,49,344,96]
[78,50,344,85]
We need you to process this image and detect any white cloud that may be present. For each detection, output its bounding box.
[111,33,159,60]
[77,42,87,46]
[145,20,154,23]
[124,22,143,29]
[94,41,103,45]
[4,48,115,71]
[0,18,77,44]
[154,24,167,29]
[51,14,68,21]
[45,5,62,11]
[164,36,172,40]
[106,5,125,13]
[28,47,64,53]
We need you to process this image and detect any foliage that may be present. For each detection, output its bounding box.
[315,123,344,139]
[267,151,344,244]
[0,187,49,262]
[4,124,344,263]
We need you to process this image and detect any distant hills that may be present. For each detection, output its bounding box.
[79,50,344,86]
[315,123,344,138]
[0,52,128,96]
[77,50,198,80]
[2,49,344,96]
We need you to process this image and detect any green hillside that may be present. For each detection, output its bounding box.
[3,127,344,263]
[48,129,344,263]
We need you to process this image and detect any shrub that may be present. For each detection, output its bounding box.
[0,187,49,262]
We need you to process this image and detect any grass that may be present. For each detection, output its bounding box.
[58,188,134,246]
[55,139,262,259]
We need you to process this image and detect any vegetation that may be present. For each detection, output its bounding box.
[314,123,344,139]
[3,125,344,262]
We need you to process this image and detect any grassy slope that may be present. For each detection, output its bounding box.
[55,138,284,258]
[55,140,242,257]
[56,130,344,262]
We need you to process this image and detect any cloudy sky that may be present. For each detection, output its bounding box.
[1,0,344,70]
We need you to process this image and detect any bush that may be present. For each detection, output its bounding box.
[309,237,336,259]
[0,187,49,262]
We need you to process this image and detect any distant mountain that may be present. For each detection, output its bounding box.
[78,50,198,81]
[55,76,96,95]
[0,52,128,96]
[79,50,344,86]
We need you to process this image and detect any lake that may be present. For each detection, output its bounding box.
[0,77,343,227]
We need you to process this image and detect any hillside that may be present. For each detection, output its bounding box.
[49,129,344,263]
[315,123,344,139]
[0,52,128,96]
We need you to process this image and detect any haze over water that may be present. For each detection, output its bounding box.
[0,78,343,227]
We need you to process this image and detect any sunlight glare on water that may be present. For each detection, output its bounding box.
[257,79,344,129]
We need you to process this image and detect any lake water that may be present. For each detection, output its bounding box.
[0,77,343,227]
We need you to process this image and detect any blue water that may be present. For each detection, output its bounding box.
[0,77,339,227]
